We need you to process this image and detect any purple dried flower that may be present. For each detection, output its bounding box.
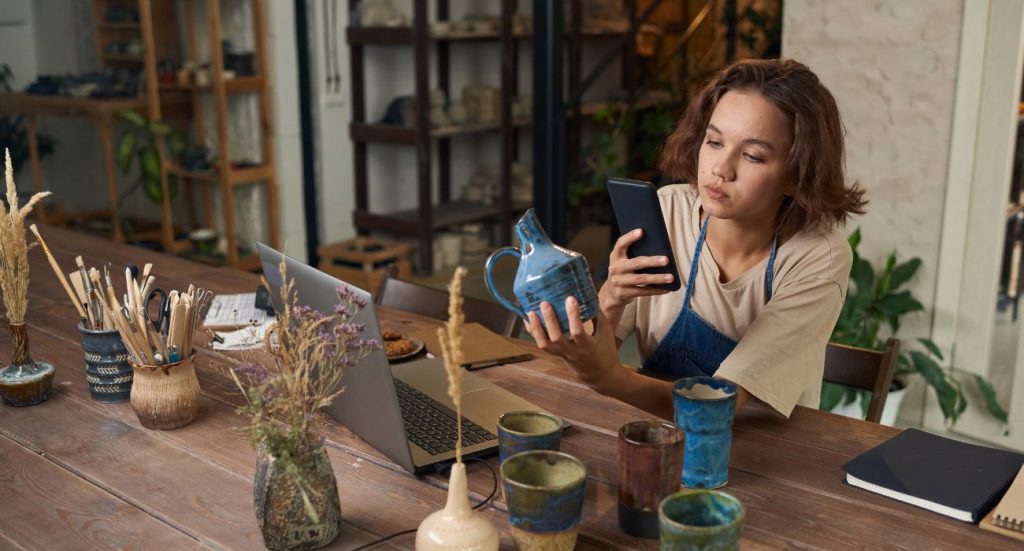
[234,363,270,385]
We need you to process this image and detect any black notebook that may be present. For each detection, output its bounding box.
[842,429,1024,523]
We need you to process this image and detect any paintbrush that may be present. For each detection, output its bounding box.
[28,224,87,322]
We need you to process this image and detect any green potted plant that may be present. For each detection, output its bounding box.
[114,109,186,206]
[823,229,1009,428]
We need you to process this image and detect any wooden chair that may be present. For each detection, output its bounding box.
[824,338,901,423]
[377,276,523,337]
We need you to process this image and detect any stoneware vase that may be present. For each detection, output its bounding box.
[485,208,599,333]
[500,450,587,551]
[658,490,744,551]
[672,377,737,489]
[0,323,54,406]
[415,462,500,550]
[78,322,133,403]
[129,353,200,430]
[254,445,342,551]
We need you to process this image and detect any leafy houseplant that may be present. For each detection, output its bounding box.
[823,229,1009,428]
[114,109,186,205]
[227,260,380,551]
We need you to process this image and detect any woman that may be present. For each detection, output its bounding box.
[525,58,866,420]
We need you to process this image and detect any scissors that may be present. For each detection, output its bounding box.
[144,288,171,334]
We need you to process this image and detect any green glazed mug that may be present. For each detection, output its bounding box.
[659,490,744,550]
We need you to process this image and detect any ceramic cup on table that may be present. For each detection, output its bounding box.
[78,322,133,403]
[618,419,684,538]
[672,376,737,489]
[497,410,564,464]
[500,450,587,551]
[659,489,744,550]
[129,353,200,430]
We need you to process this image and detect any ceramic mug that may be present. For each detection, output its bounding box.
[618,419,684,538]
[129,353,201,430]
[501,450,587,551]
[497,410,564,464]
[659,490,744,550]
[672,376,737,489]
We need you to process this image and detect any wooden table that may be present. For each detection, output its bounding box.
[0,226,1013,549]
[0,93,145,243]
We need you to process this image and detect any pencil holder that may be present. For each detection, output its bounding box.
[78,322,133,403]
[129,353,200,430]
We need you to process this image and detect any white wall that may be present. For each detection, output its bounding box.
[0,0,38,91]
[782,1,964,341]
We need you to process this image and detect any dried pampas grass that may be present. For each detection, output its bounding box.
[438,266,468,463]
[0,149,51,324]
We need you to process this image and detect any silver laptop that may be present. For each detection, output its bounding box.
[256,242,552,473]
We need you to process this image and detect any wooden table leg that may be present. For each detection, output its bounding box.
[99,122,124,243]
[24,115,46,224]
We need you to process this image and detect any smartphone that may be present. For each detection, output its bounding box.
[607,178,682,292]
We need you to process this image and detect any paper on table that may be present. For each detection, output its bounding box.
[213,320,274,351]
[204,293,268,329]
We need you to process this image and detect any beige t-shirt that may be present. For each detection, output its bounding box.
[615,184,852,417]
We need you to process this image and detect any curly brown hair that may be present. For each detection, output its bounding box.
[658,58,866,240]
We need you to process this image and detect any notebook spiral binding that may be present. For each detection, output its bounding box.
[994,514,1023,532]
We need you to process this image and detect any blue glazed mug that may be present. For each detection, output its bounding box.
[485,208,599,333]
[497,410,564,464]
[500,450,587,550]
[659,490,744,550]
[672,376,737,489]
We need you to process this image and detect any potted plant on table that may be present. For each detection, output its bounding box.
[0,149,54,406]
[226,259,380,551]
[823,229,1009,428]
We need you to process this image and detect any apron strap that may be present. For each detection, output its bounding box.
[764,233,779,303]
[682,217,710,312]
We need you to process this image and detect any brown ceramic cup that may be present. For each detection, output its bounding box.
[618,419,684,538]
[129,353,200,430]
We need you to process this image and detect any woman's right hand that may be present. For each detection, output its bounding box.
[600,229,673,316]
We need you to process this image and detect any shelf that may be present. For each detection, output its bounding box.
[351,117,531,144]
[347,26,414,44]
[101,53,144,63]
[166,163,273,185]
[354,201,503,235]
[99,22,141,31]
[348,26,627,45]
[158,76,264,94]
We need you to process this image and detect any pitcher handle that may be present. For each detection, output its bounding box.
[484,247,525,318]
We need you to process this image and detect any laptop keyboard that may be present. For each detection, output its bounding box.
[393,378,497,456]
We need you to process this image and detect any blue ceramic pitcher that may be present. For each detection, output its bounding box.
[485,209,600,333]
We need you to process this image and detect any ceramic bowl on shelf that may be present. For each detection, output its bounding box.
[189,228,218,254]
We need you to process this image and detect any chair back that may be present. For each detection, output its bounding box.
[377,276,523,337]
[823,338,900,423]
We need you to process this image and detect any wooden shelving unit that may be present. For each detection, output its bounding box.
[142,0,280,269]
[347,0,522,273]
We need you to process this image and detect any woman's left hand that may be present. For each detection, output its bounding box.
[524,296,622,391]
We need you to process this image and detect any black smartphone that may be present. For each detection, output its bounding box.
[607,178,682,292]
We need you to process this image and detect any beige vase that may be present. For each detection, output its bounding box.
[416,462,499,550]
[129,353,200,430]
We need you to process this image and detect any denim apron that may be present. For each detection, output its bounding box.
[641,217,778,378]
